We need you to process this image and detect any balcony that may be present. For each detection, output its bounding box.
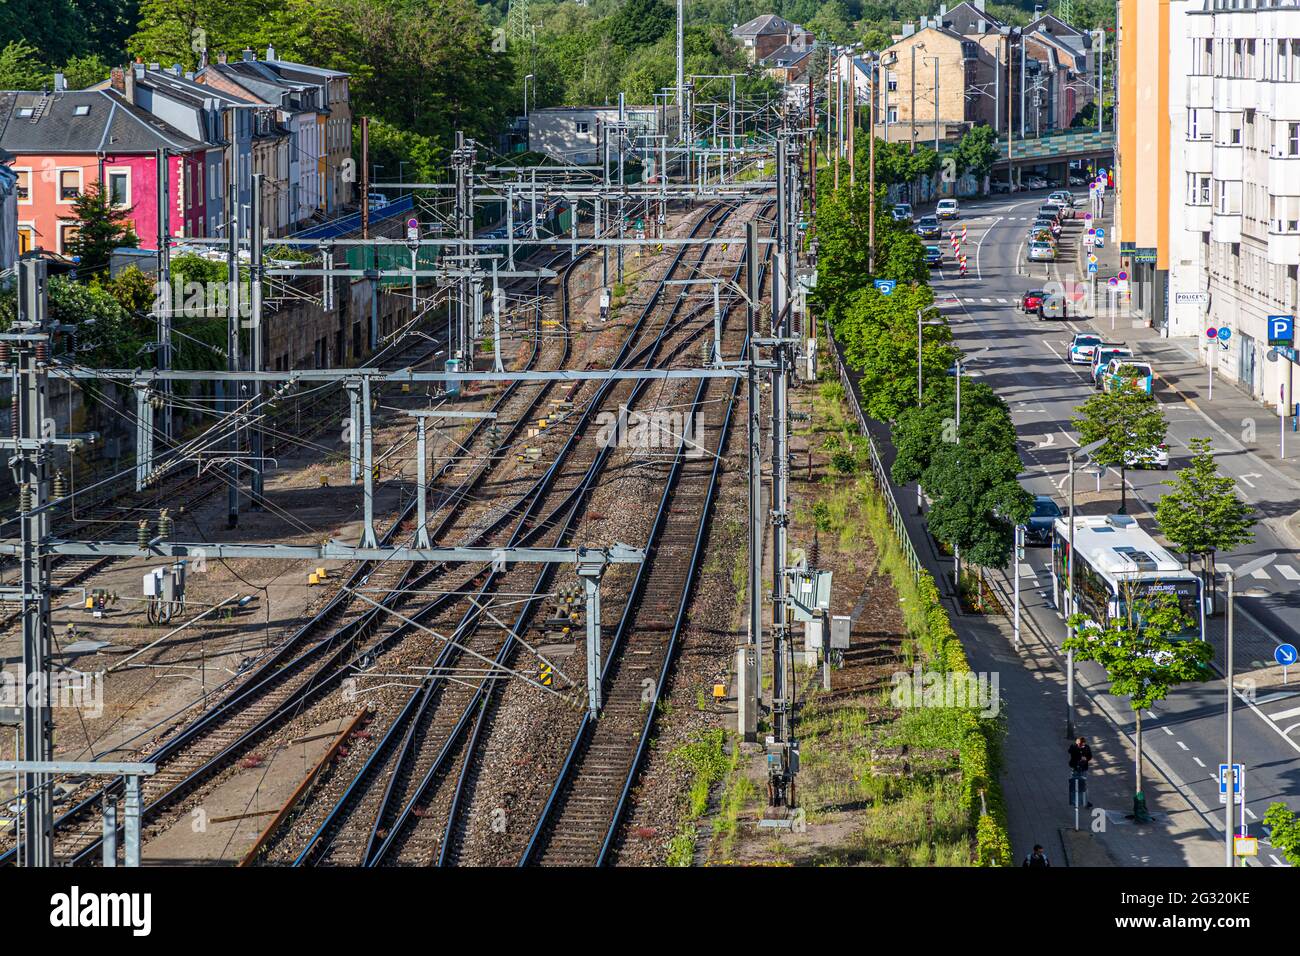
[1269,154,1300,196]
[1214,144,1243,182]
[1185,136,1213,173]
[1267,229,1300,265]
[1187,74,1214,109]
[1211,212,1243,244]
[1215,77,1257,112]
[1184,202,1212,233]
[1269,83,1300,123]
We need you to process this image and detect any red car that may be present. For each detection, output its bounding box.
[1021,289,1046,313]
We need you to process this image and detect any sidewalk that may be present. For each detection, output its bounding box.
[834,345,1222,866]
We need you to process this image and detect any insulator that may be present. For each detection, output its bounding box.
[700,339,711,364]
[158,508,172,539]
[18,484,31,513]
[0,342,10,363]
[52,471,67,499]
[137,520,150,549]
[34,342,49,365]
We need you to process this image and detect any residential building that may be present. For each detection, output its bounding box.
[0,84,208,258]
[732,15,813,63]
[0,148,17,268]
[245,48,353,213]
[527,106,678,166]
[761,43,816,84]
[1159,0,1300,410]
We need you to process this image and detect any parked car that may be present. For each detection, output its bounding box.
[1037,204,1065,224]
[1048,190,1076,208]
[925,245,944,268]
[1068,174,1088,187]
[1090,346,1134,387]
[1125,443,1170,470]
[1031,217,1062,237]
[1026,495,1063,545]
[1069,332,1104,365]
[893,203,914,223]
[1027,175,1049,190]
[991,180,1015,194]
[367,191,391,211]
[1027,240,1056,263]
[916,215,942,239]
[1021,289,1046,313]
[936,198,960,220]
[1102,359,1155,395]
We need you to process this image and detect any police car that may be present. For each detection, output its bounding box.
[1069,332,1103,365]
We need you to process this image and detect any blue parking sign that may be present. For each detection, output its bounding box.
[874,279,897,296]
[1268,315,1295,347]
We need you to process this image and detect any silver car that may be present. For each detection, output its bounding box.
[1027,241,1056,263]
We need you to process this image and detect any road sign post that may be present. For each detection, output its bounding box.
[1277,643,1297,683]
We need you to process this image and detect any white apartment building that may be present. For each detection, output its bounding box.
[1179,0,1300,411]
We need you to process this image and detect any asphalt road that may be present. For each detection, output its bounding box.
[919,190,1300,865]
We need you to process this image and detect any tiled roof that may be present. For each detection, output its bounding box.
[0,89,205,154]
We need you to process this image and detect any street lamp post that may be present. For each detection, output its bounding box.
[524,74,534,119]
[910,42,925,155]
[916,309,944,514]
[1224,553,1275,866]
[1064,437,1107,739]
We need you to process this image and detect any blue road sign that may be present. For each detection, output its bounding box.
[1276,644,1298,667]
[1088,263,1098,273]
[1218,326,1233,341]
[874,279,897,296]
[1219,764,1244,794]
[1268,315,1295,347]
[1096,228,1106,239]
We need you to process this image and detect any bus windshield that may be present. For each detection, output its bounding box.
[1119,580,1203,641]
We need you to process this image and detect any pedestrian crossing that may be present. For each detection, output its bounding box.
[937,296,1013,306]
[1215,559,1300,584]
[1253,691,1300,741]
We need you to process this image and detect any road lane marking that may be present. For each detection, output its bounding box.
[1194,757,1206,768]
[1278,564,1300,581]
[1251,567,1272,580]
[1269,704,1300,722]
[1176,741,1189,751]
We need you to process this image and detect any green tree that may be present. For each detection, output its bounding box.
[893,375,1031,581]
[68,182,140,275]
[952,123,998,185]
[131,0,267,71]
[808,1,853,43]
[1154,437,1255,607]
[1262,803,1300,867]
[59,53,113,90]
[0,40,50,90]
[610,0,674,49]
[1065,589,1211,821]
[834,283,954,421]
[1072,388,1167,514]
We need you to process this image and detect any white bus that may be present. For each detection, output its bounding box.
[1051,514,1205,643]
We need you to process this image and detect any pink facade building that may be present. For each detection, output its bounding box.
[0,86,209,258]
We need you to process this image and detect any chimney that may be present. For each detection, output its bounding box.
[217,53,228,65]
[199,49,208,70]
[170,63,181,75]
[266,45,276,61]
[109,67,125,94]
[53,72,66,92]
[242,48,254,62]
[125,66,136,104]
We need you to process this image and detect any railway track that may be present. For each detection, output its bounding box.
[517,201,772,867]
[291,202,745,867]
[0,247,575,866]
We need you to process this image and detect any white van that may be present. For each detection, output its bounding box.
[936,198,959,220]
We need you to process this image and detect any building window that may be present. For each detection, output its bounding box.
[17,224,34,254]
[1290,123,1300,156]
[58,169,81,202]
[576,121,590,134]
[107,169,130,208]
[58,221,79,255]
[14,168,30,202]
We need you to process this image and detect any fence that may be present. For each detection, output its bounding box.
[824,319,924,580]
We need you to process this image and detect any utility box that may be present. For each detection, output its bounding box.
[788,567,832,622]
[831,614,851,650]
[805,618,823,649]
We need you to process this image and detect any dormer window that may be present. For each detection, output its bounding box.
[16,107,33,118]
[73,104,91,116]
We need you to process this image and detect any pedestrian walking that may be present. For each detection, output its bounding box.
[1069,736,1094,808]
[1022,844,1051,868]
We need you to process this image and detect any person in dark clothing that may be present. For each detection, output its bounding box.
[1069,737,1093,808]
[1069,737,1092,773]
[1023,844,1050,868]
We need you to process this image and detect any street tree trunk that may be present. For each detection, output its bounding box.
[1119,464,1127,513]
[1135,709,1143,797]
